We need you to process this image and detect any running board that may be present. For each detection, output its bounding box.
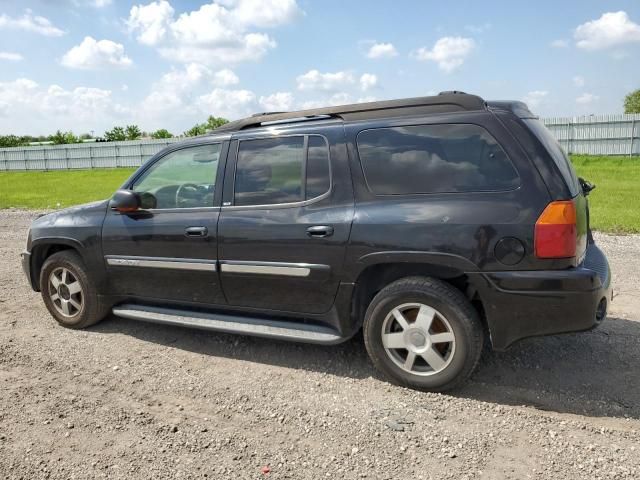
[112,304,345,345]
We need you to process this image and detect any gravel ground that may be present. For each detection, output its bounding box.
[1,209,639,480]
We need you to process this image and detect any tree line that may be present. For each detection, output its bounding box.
[0,116,229,148]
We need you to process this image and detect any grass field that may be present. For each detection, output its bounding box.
[0,156,638,233]
[0,168,135,210]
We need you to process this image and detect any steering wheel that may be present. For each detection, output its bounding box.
[175,183,200,208]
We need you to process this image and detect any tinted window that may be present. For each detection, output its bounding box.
[132,144,220,209]
[235,137,304,206]
[306,136,331,199]
[524,119,580,196]
[357,124,519,195]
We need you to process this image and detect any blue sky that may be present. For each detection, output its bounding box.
[0,0,639,136]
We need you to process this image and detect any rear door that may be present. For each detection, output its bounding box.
[217,124,354,314]
[101,140,227,305]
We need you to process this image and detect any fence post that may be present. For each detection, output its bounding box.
[631,119,636,157]
[89,145,94,169]
[65,147,69,170]
[566,120,572,154]
[43,148,48,172]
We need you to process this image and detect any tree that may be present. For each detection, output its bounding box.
[184,123,207,137]
[151,128,173,139]
[125,124,142,140]
[49,130,79,145]
[184,116,229,136]
[0,135,28,148]
[205,116,229,130]
[104,126,127,142]
[624,89,640,113]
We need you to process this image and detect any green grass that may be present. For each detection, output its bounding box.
[571,155,640,233]
[0,168,135,210]
[1,156,639,233]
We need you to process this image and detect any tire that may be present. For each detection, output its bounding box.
[40,250,109,329]
[363,276,483,392]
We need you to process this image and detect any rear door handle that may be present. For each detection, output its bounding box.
[306,225,334,238]
[185,226,208,237]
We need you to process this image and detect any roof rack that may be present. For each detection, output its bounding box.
[214,91,486,133]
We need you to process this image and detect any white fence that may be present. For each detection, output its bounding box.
[1,114,639,171]
[0,138,181,171]
[543,114,640,156]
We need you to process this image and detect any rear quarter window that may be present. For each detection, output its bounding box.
[523,119,581,197]
[356,124,519,195]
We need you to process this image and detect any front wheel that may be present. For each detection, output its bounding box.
[40,250,109,329]
[363,276,483,392]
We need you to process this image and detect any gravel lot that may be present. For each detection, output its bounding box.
[1,209,639,479]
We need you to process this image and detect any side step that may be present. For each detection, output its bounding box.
[112,304,345,345]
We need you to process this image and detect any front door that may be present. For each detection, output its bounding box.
[218,128,354,314]
[102,141,227,306]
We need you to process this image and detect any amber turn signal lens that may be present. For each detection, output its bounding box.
[534,201,577,258]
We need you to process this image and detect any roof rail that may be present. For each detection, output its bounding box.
[214,92,486,133]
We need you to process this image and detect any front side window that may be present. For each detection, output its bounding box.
[132,144,220,209]
[357,124,519,195]
[234,135,330,206]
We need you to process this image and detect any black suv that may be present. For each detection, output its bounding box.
[21,92,611,391]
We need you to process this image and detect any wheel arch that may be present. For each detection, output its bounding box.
[29,238,85,291]
[349,254,489,342]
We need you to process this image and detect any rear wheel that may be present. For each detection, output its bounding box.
[40,250,109,329]
[363,276,483,391]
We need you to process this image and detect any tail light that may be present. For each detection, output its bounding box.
[535,200,577,258]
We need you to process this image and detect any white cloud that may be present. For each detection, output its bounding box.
[61,37,133,70]
[576,93,599,105]
[573,75,585,87]
[198,88,257,119]
[522,90,548,109]
[574,11,640,50]
[213,68,239,86]
[0,52,23,61]
[259,92,294,111]
[127,0,301,65]
[413,36,475,72]
[301,93,376,110]
[0,78,128,134]
[225,0,302,28]
[359,73,377,92]
[366,42,398,59]
[142,63,215,114]
[0,10,65,37]
[127,1,175,45]
[550,39,569,48]
[296,70,355,91]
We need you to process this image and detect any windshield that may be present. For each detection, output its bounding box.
[524,119,581,197]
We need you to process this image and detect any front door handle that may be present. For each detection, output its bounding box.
[185,226,208,237]
[306,225,334,238]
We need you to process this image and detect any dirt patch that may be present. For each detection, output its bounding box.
[1,210,638,479]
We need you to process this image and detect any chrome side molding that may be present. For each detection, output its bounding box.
[105,255,217,272]
[220,260,329,278]
[112,304,345,345]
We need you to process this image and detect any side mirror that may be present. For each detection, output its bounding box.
[110,189,141,213]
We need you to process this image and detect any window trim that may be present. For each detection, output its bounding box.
[122,140,226,213]
[224,133,332,211]
[355,122,521,197]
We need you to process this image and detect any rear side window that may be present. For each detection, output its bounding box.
[524,119,580,196]
[234,135,330,206]
[357,124,519,195]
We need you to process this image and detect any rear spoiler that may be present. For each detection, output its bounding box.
[487,101,537,119]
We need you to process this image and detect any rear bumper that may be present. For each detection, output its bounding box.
[473,243,612,350]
